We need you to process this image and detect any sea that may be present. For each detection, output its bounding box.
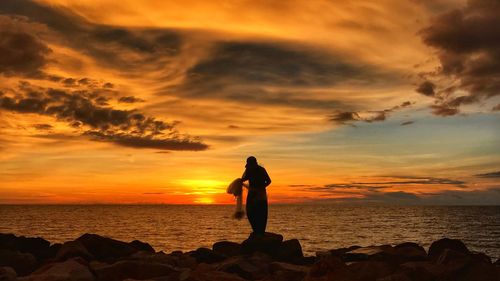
[1,205,499,260]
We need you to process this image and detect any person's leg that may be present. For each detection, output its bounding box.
[246,197,258,233]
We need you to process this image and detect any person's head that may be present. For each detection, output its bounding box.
[246,156,258,168]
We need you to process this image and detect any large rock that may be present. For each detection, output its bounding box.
[240,232,283,256]
[76,234,137,261]
[56,241,94,262]
[0,267,17,281]
[128,240,154,253]
[91,260,178,281]
[0,249,38,276]
[216,256,268,280]
[184,263,246,281]
[0,234,51,262]
[347,260,397,281]
[341,245,395,263]
[268,262,308,281]
[189,248,226,264]
[428,238,470,260]
[306,255,353,281]
[393,242,428,263]
[20,257,94,281]
[275,239,304,264]
[212,241,241,257]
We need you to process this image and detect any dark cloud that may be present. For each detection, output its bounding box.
[415,81,436,97]
[330,101,413,125]
[0,84,207,151]
[32,123,52,130]
[0,16,51,77]
[118,96,145,103]
[0,0,183,71]
[418,0,500,115]
[475,171,500,178]
[400,121,414,126]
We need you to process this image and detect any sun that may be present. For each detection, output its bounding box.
[194,197,215,204]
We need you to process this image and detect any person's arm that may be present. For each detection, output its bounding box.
[263,168,271,188]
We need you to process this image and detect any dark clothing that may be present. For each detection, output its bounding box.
[242,165,271,234]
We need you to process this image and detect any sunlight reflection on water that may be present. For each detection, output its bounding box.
[0,205,499,259]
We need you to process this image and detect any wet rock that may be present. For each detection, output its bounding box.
[268,262,308,281]
[275,239,304,264]
[428,238,470,260]
[0,266,17,281]
[20,257,94,281]
[0,234,51,262]
[190,248,226,264]
[393,242,428,263]
[212,241,241,257]
[216,256,268,280]
[240,232,283,256]
[76,234,137,261]
[56,241,94,261]
[129,240,155,253]
[0,249,37,276]
[92,260,178,281]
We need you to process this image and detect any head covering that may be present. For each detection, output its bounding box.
[246,156,258,168]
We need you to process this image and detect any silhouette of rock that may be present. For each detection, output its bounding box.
[213,241,241,257]
[269,261,308,281]
[76,234,137,261]
[128,240,154,253]
[0,234,51,262]
[428,238,470,260]
[241,232,283,256]
[275,239,304,264]
[91,260,178,281]
[394,242,428,262]
[21,257,94,281]
[216,255,268,280]
[55,241,94,262]
[0,249,37,276]
[190,247,227,264]
[0,266,17,281]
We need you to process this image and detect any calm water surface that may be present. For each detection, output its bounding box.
[1,205,499,259]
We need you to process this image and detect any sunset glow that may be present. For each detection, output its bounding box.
[0,0,499,204]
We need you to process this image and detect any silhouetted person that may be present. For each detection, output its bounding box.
[242,156,271,235]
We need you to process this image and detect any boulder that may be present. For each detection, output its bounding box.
[20,257,94,281]
[275,239,304,264]
[428,238,469,260]
[56,241,94,261]
[306,255,353,281]
[92,260,178,281]
[129,240,155,253]
[341,245,395,263]
[0,249,38,276]
[190,248,226,264]
[216,256,268,280]
[399,261,440,281]
[76,234,137,261]
[328,246,361,257]
[183,263,246,281]
[268,262,308,281]
[0,234,51,262]
[240,232,283,256]
[393,242,428,262]
[347,260,397,281]
[212,241,241,257]
[0,266,17,281]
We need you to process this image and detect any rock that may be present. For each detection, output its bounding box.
[0,249,38,276]
[92,260,178,281]
[456,258,500,281]
[428,238,469,260]
[494,258,500,266]
[129,240,155,253]
[399,261,439,281]
[342,245,395,263]
[216,256,268,280]
[190,248,226,264]
[0,266,17,281]
[393,242,428,263]
[183,263,246,281]
[240,232,283,256]
[212,241,241,257]
[76,234,137,261]
[306,255,353,281]
[20,257,94,281]
[268,262,308,281]
[328,246,361,257]
[0,234,51,262]
[347,260,397,281]
[275,239,304,264]
[56,241,94,261]
[376,272,412,281]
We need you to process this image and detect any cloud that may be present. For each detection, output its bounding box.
[418,0,500,115]
[0,16,51,77]
[330,101,413,125]
[400,121,414,126]
[0,83,207,151]
[33,123,53,130]
[475,171,500,178]
[118,96,145,103]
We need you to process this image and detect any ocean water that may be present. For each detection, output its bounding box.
[1,205,499,259]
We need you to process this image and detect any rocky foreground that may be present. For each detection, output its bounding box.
[1,233,499,281]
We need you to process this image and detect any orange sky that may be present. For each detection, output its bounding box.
[0,0,499,204]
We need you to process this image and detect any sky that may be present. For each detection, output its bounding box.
[0,0,499,204]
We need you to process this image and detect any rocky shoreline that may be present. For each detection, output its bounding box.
[1,232,499,281]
